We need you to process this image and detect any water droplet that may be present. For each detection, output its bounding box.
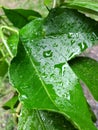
[54,63,65,75]
[43,50,53,58]
[68,53,74,60]
[50,73,54,78]
[71,40,75,45]
[54,63,65,71]
[53,43,58,47]
[78,42,88,50]
[68,33,73,38]
[20,95,27,101]
[91,37,95,41]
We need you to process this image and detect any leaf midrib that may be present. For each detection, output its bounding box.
[24,46,59,111]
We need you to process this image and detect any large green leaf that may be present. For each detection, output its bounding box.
[9,8,98,130]
[3,8,41,28]
[64,0,98,21]
[18,106,77,130]
[69,57,98,101]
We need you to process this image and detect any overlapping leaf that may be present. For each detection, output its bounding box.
[64,0,98,21]
[7,33,19,56]
[3,94,18,110]
[9,8,98,130]
[69,57,98,100]
[65,0,98,12]
[3,8,41,28]
[18,106,77,130]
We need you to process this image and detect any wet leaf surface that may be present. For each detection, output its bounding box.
[18,106,78,130]
[9,8,98,130]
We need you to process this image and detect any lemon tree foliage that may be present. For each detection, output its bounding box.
[0,0,98,130]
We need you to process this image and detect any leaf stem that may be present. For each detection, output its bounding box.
[13,102,22,124]
[1,26,18,34]
[0,43,10,64]
[53,0,56,8]
[15,102,22,116]
[36,110,46,130]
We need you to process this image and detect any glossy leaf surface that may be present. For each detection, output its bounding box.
[3,8,41,28]
[69,57,98,101]
[18,106,77,130]
[9,8,98,130]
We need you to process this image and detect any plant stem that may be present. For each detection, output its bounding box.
[13,102,22,124]
[53,0,56,8]
[0,43,10,64]
[0,30,13,58]
[1,26,18,34]
[15,102,22,116]
[0,26,18,58]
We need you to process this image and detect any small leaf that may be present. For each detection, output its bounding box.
[7,33,19,56]
[3,94,18,110]
[18,106,78,130]
[69,57,98,101]
[3,8,41,28]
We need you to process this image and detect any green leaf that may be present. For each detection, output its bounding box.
[9,8,98,129]
[79,10,98,21]
[87,103,97,122]
[3,94,18,110]
[64,0,98,21]
[44,0,53,7]
[0,60,8,77]
[18,106,77,130]
[3,8,41,28]
[7,33,19,56]
[69,57,98,101]
[0,50,8,77]
[65,0,98,12]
